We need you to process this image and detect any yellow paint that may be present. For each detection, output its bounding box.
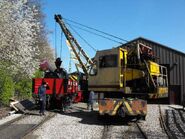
[157,87,168,94]
[89,48,123,92]
[148,61,160,75]
[69,75,77,81]
[136,110,141,114]
[124,51,127,65]
[124,101,134,115]
[148,87,168,98]
[119,49,124,88]
[112,101,123,115]
[119,48,127,90]
[124,69,145,81]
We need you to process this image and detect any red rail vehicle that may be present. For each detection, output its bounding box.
[32,60,83,111]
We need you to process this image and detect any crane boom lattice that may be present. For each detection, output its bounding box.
[55,14,93,76]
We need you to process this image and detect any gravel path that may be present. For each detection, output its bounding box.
[30,103,169,139]
[0,107,10,119]
[0,113,22,125]
[0,111,49,139]
[136,104,168,139]
[32,108,104,139]
[1,103,181,139]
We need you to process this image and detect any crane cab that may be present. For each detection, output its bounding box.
[88,47,128,93]
[88,46,168,99]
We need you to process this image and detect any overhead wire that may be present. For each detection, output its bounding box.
[63,17,129,43]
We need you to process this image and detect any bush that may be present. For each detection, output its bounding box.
[13,69,43,100]
[0,69,14,106]
[15,78,32,100]
[0,67,43,103]
[33,69,43,78]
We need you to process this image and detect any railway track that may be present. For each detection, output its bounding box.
[0,114,27,131]
[165,107,185,139]
[132,104,171,139]
[101,117,148,139]
[101,105,179,139]
[101,122,149,139]
[158,104,173,139]
[22,112,56,138]
[101,124,112,139]
[158,104,185,139]
[0,111,56,139]
[100,105,173,139]
[135,122,148,139]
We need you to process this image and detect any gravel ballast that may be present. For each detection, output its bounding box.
[0,111,49,139]
[138,104,168,139]
[1,103,184,138]
[0,113,22,125]
[30,103,170,139]
[32,109,104,138]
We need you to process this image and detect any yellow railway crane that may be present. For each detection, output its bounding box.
[55,14,168,119]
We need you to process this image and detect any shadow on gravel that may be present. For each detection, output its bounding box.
[148,98,169,104]
[0,123,36,139]
[58,110,135,126]
[25,111,41,116]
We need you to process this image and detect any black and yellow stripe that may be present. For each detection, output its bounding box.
[98,98,147,117]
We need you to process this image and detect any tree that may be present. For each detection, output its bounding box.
[27,0,55,68]
[0,0,54,78]
[0,0,41,77]
[0,0,54,101]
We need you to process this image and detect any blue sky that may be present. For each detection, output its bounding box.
[43,0,185,72]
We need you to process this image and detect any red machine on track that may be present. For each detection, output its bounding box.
[32,60,83,110]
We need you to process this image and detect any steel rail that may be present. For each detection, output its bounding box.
[158,104,173,139]
[0,114,27,131]
[135,122,148,139]
[22,112,57,138]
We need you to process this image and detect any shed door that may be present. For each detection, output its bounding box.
[169,85,181,104]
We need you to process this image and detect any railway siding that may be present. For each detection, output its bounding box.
[29,103,170,139]
[0,111,53,139]
[0,103,184,138]
[165,109,185,138]
[136,104,168,139]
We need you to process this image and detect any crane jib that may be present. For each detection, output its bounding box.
[54,14,93,76]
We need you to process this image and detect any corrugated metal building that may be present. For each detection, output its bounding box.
[121,37,185,105]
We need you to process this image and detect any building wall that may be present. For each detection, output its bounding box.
[127,39,185,104]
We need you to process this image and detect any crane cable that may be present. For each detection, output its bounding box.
[60,32,63,58]
[63,17,129,43]
[66,22,124,45]
[67,23,98,52]
[55,22,57,58]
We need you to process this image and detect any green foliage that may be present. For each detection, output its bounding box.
[0,0,54,104]
[0,61,33,103]
[0,63,43,103]
[15,78,32,100]
[33,69,43,78]
[0,69,14,105]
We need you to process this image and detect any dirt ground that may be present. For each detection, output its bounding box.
[0,107,10,119]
